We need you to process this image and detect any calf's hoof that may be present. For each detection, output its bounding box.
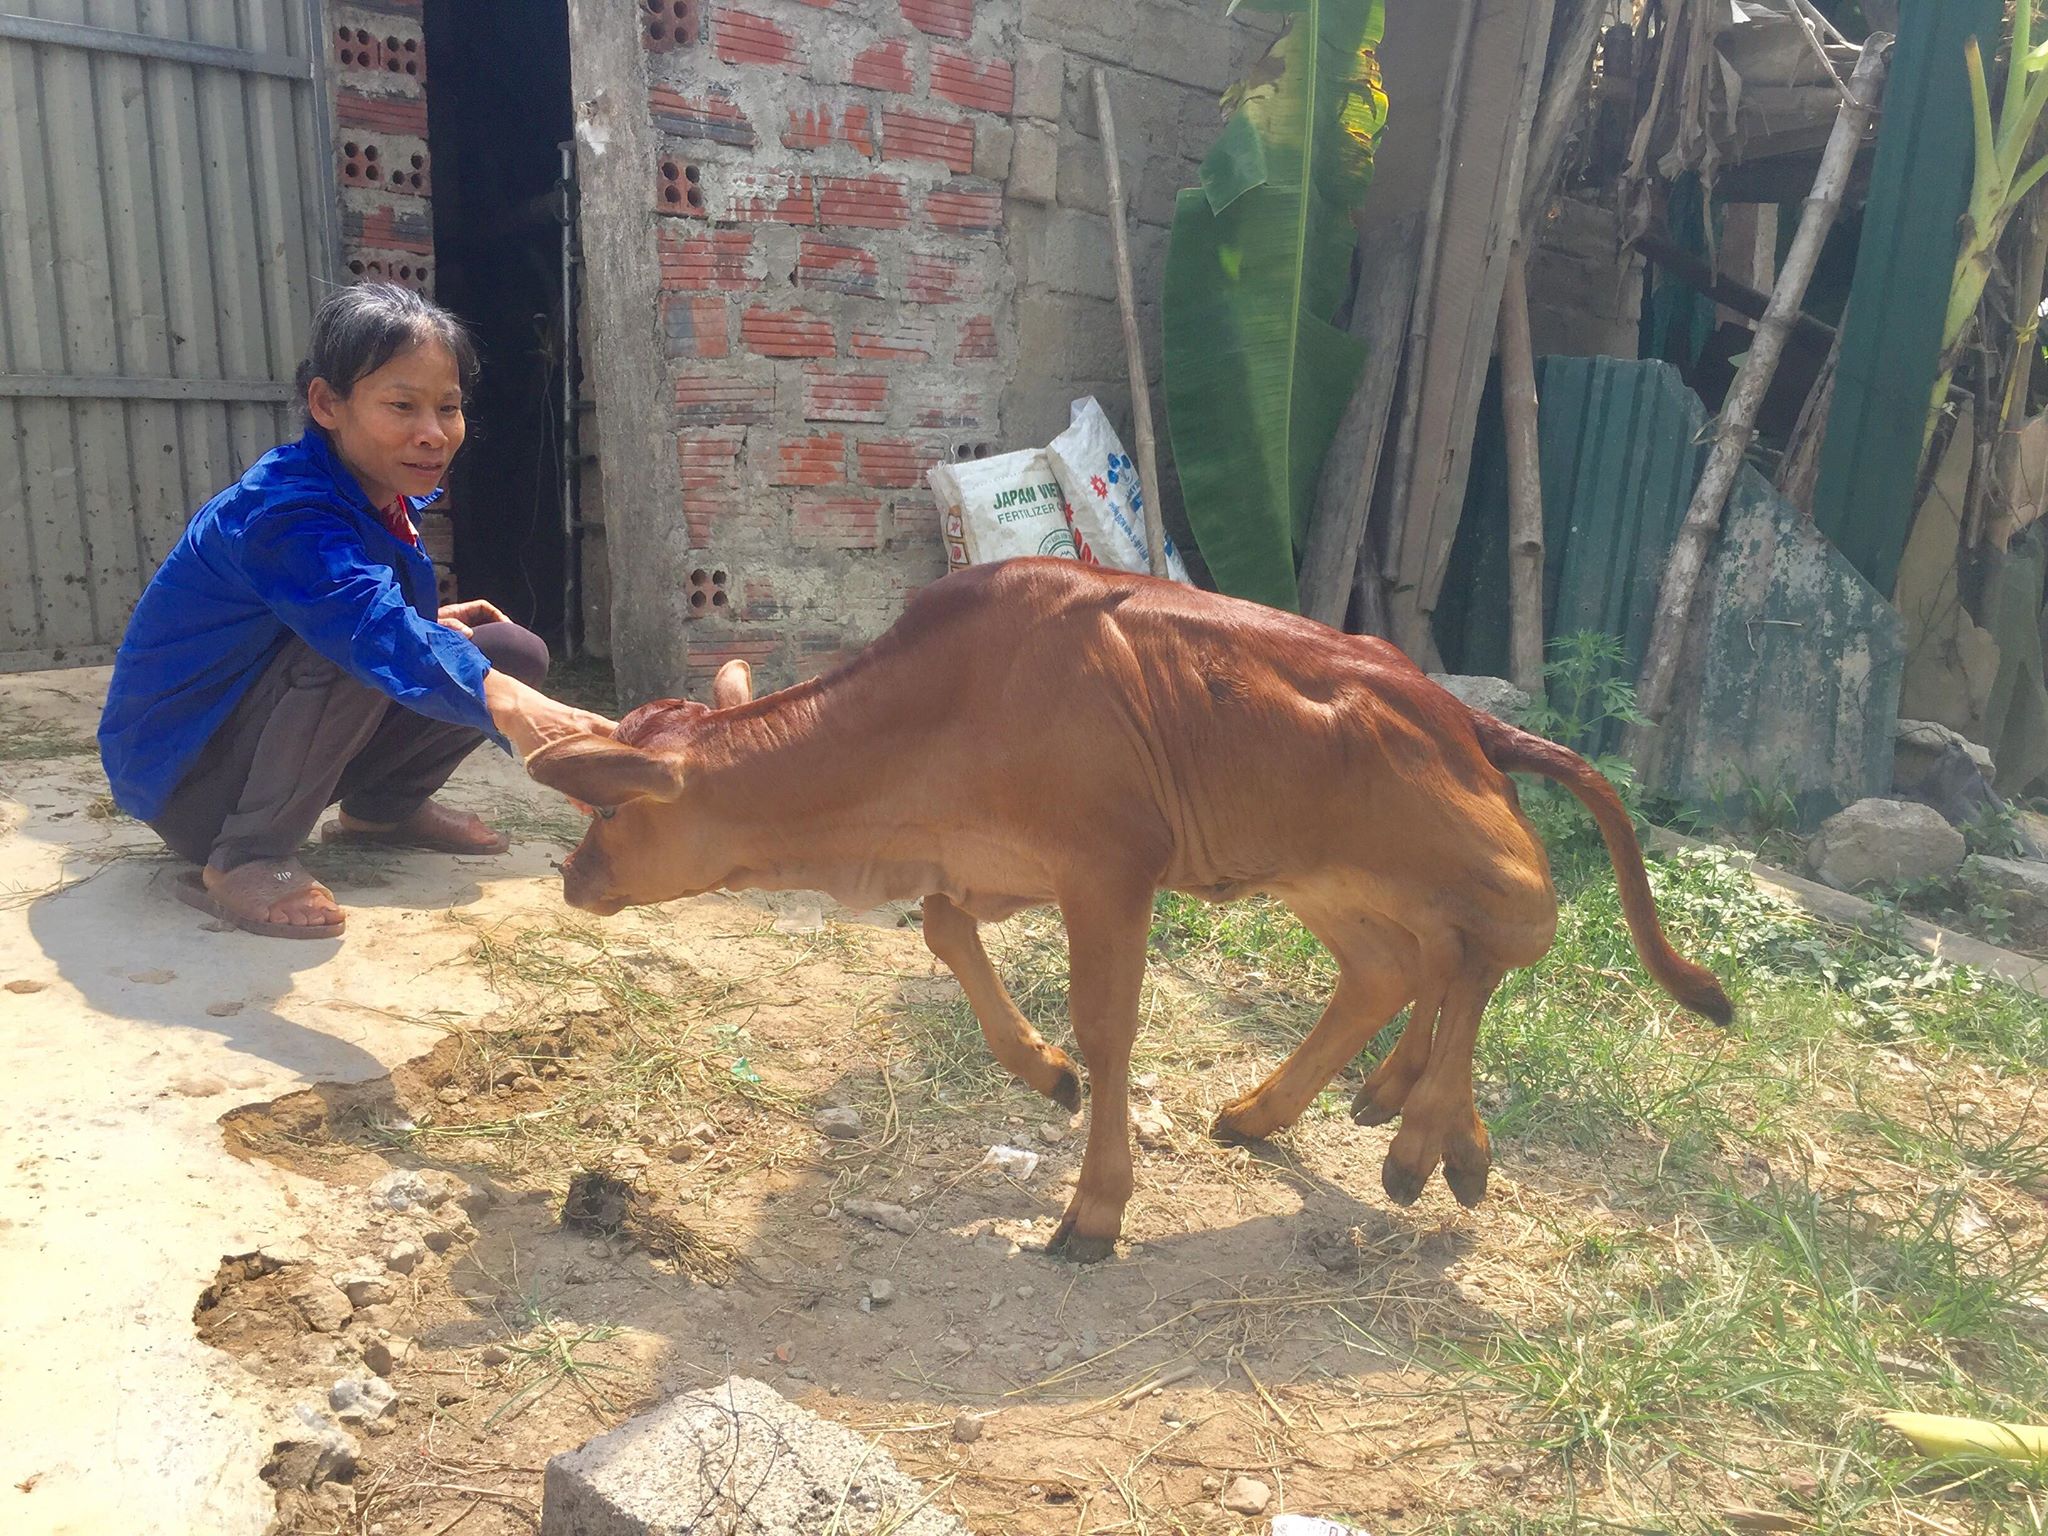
[1209,1096,1277,1144]
[1442,1159,1489,1208]
[1380,1152,1430,1207]
[1048,1062,1083,1115]
[1044,1223,1117,1264]
[1442,1126,1491,1208]
[1350,1084,1398,1128]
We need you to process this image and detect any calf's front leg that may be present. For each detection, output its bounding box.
[1044,882,1154,1263]
[919,894,1082,1111]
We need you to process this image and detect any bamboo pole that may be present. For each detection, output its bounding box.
[1092,68,1169,578]
[1498,244,1546,695]
[1299,215,1421,628]
[1631,35,1889,742]
[1494,0,1608,694]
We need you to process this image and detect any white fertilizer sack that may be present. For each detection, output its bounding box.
[927,448,1078,573]
[1046,397,1192,582]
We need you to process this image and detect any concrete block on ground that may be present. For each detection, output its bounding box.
[541,1376,971,1535]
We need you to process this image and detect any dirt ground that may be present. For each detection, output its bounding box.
[198,869,1588,1536]
[15,666,2044,1536]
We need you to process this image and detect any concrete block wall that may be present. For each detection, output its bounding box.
[999,0,1271,565]
[641,0,1020,692]
[1526,196,1642,361]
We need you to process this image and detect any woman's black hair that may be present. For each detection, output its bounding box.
[295,282,479,427]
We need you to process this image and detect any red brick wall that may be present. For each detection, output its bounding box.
[645,0,1013,692]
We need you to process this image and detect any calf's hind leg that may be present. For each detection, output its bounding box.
[1381,961,1504,1208]
[920,894,1082,1112]
[1212,909,1414,1142]
[1350,985,1441,1128]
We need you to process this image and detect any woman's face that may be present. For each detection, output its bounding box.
[308,339,466,508]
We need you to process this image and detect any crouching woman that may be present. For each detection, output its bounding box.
[98,283,612,940]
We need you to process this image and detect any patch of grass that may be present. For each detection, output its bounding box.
[379,916,808,1177]
[1841,1085,2048,1193]
[478,1280,627,1430]
[1450,1161,2048,1527]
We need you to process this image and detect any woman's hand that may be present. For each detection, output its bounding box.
[438,599,511,638]
[483,671,617,761]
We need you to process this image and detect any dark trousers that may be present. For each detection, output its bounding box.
[150,622,549,870]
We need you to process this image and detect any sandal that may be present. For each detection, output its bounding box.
[175,860,346,940]
[320,799,510,856]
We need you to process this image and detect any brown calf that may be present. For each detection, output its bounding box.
[528,559,1731,1261]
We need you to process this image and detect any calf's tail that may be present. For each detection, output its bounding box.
[1469,712,1734,1025]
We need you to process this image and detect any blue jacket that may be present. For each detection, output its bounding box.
[99,430,501,822]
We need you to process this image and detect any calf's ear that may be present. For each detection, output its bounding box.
[524,734,685,808]
[712,658,754,708]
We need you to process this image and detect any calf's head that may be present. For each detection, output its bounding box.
[524,659,754,914]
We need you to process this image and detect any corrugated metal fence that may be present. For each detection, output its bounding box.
[1440,356,1903,826]
[0,0,334,669]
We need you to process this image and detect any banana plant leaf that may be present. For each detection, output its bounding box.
[1162,0,1388,612]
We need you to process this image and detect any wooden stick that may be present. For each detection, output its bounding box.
[1519,0,1612,233]
[1786,0,1856,108]
[1091,68,1169,578]
[1774,319,1842,517]
[1499,244,1547,696]
[1299,214,1421,628]
[1631,36,1889,741]
[1376,0,1479,621]
[1118,1362,1197,1409]
[1490,0,1606,694]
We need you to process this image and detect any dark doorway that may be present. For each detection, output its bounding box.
[422,0,575,642]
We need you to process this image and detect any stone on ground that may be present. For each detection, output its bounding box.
[1427,673,1533,722]
[263,1403,360,1491]
[1894,719,1995,789]
[328,1375,398,1423]
[289,1275,355,1334]
[1972,855,2048,940]
[1805,799,1964,891]
[541,1376,970,1535]
[1219,1474,1272,1515]
[812,1106,863,1140]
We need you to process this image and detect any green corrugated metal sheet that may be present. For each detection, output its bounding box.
[1438,355,1707,699]
[1438,358,1903,825]
[1811,0,2000,596]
